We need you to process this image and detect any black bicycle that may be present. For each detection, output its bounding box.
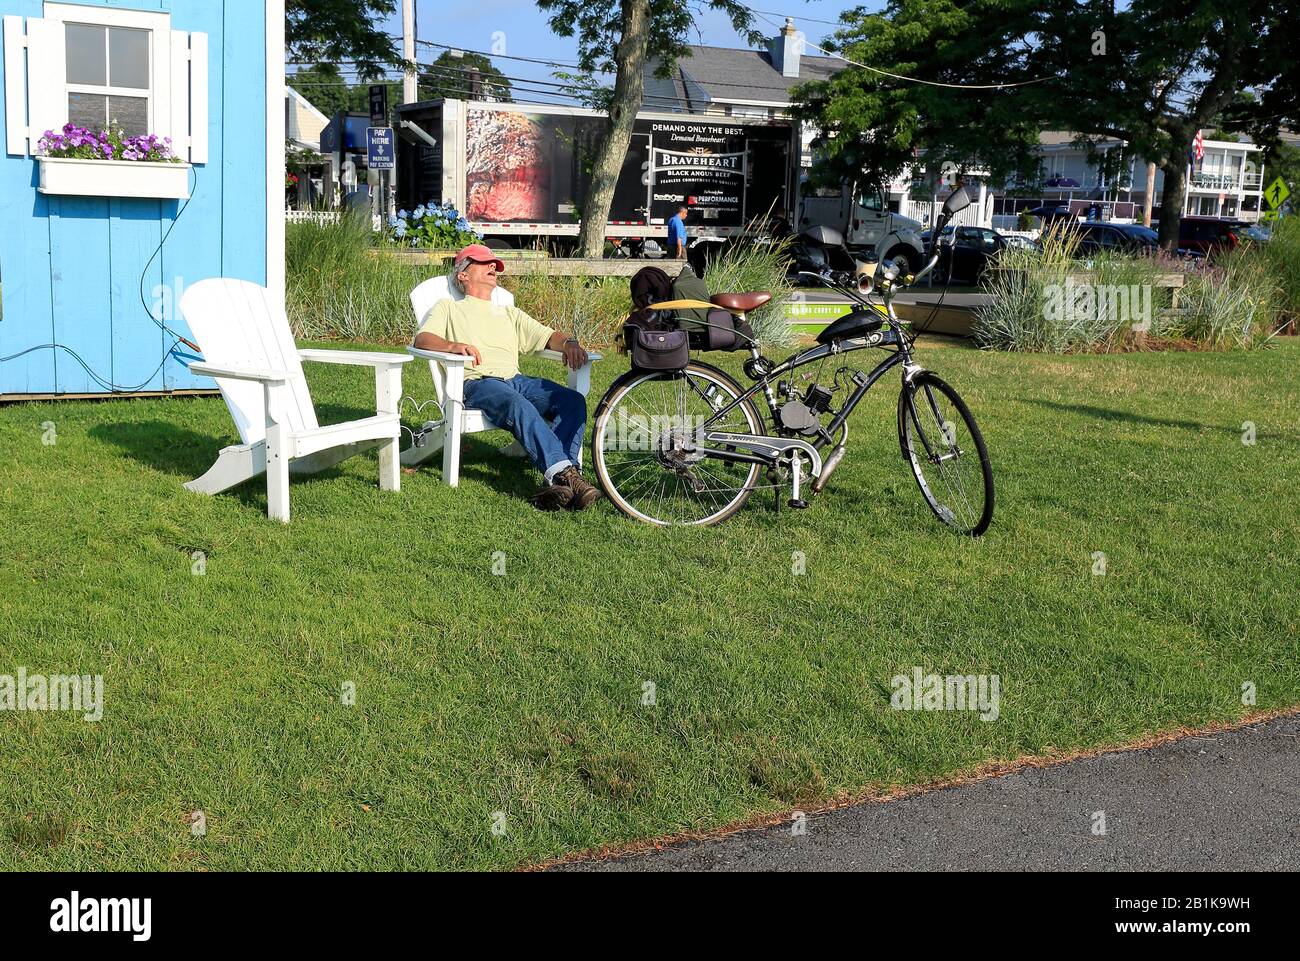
[591,188,995,534]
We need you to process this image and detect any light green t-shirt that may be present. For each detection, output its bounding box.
[417,295,555,380]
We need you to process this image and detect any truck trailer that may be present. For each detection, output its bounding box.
[394,98,798,249]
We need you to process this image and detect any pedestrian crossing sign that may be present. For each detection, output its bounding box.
[1263,177,1290,209]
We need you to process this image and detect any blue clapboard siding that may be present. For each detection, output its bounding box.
[0,0,267,395]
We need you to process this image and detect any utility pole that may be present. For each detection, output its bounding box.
[398,0,416,221]
[402,0,417,104]
[1142,162,1156,227]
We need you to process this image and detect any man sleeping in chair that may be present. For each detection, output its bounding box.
[412,243,603,512]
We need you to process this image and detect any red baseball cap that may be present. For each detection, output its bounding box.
[455,243,505,273]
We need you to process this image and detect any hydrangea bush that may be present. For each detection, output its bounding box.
[38,123,180,163]
[384,199,482,249]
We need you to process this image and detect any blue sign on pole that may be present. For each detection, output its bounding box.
[367,127,396,170]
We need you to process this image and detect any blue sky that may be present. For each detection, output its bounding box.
[375,1,869,88]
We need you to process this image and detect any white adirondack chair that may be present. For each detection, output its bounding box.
[179,278,413,522]
[401,276,600,486]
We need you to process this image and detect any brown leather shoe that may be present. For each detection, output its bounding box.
[528,481,574,511]
[555,466,603,511]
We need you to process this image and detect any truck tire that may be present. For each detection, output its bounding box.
[884,246,917,278]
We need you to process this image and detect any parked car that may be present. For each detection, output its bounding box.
[1177,216,1249,255]
[918,225,1024,285]
[1068,222,1160,256]
[1001,234,1041,252]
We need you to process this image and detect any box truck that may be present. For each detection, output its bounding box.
[394,98,798,250]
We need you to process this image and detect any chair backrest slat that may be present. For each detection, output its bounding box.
[409,275,514,406]
[180,279,318,445]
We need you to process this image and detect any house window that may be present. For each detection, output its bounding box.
[5,4,207,162]
[65,22,151,136]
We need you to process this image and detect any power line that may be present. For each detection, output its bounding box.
[743,5,1056,90]
[411,37,584,71]
[406,37,835,97]
[417,61,696,110]
[291,60,710,111]
[749,8,844,27]
[400,43,849,97]
[289,77,619,113]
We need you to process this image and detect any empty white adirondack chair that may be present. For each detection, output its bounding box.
[401,275,600,486]
[179,278,413,522]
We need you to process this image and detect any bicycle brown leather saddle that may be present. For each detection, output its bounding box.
[710,291,771,311]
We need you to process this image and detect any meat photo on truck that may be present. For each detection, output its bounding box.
[466,109,548,222]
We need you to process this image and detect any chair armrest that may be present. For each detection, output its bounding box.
[299,348,413,368]
[188,362,290,384]
[408,346,472,365]
[535,349,603,364]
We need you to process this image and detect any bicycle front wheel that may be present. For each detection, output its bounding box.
[897,372,994,536]
[592,361,765,526]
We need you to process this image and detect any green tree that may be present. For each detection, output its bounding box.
[420,51,512,102]
[790,0,1045,197]
[793,0,1298,250]
[286,0,402,79]
[536,0,763,257]
[1036,0,1295,248]
[287,62,355,119]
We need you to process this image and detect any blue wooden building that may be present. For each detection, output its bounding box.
[0,0,284,398]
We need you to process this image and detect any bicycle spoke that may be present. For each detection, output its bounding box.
[596,366,761,526]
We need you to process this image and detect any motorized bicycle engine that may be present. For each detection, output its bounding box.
[778,382,836,436]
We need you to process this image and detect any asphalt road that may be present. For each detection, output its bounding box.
[555,713,1300,872]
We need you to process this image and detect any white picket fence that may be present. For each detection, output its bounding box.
[285,209,382,231]
[285,210,341,225]
[903,196,994,229]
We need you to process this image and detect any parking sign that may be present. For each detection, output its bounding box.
[367,127,395,171]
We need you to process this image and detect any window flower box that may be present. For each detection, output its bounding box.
[38,156,192,200]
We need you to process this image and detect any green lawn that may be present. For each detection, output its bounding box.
[2,338,1298,870]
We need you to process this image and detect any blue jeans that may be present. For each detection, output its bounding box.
[463,373,587,481]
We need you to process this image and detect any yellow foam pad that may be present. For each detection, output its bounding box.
[645,299,720,311]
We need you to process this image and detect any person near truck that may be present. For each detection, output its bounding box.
[667,204,689,259]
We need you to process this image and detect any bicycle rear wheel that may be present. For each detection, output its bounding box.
[897,372,994,536]
[592,361,765,526]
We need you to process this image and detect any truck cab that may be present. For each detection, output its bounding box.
[798,183,927,276]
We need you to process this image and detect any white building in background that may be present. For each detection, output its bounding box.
[286,86,329,154]
[997,131,1266,222]
[285,86,330,209]
[1184,138,1265,218]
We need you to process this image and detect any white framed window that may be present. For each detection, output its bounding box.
[4,3,208,161]
[46,4,168,139]
[64,22,152,136]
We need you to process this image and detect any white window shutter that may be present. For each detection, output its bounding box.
[24,18,65,150]
[190,32,208,163]
[170,29,207,163]
[169,31,189,157]
[3,16,26,155]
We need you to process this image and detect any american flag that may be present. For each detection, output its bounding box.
[1193,129,1204,161]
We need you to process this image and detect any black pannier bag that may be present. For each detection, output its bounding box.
[627,327,690,371]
